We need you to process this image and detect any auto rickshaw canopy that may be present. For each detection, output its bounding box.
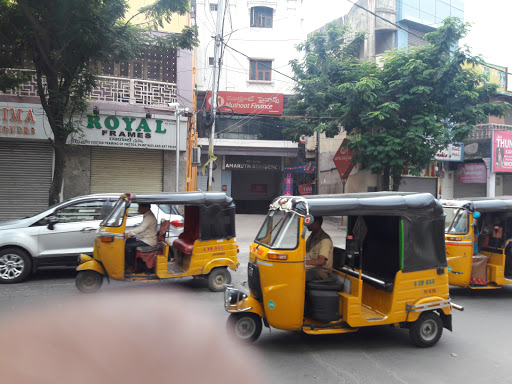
[271,192,446,273]
[122,192,236,241]
[442,197,512,213]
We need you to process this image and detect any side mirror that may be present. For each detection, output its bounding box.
[47,216,59,230]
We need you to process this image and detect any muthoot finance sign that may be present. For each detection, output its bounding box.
[70,114,187,150]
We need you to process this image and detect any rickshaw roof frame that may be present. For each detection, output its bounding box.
[119,192,235,207]
[441,197,512,214]
[270,192,443,219]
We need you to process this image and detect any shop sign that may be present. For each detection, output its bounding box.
[284,163,315,174]
[333,139,355,179]
[456,163,487,183]
[434,143,464,162]
[298,184,313,195]
[70,114,186,151]
[492,130,512,172]
[0,105,53,141]
[206,91,283,115]
[251,184,267,194]
[283,173,293,196]
[225,155,281,171]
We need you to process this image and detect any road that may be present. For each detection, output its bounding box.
[1,215,512,383]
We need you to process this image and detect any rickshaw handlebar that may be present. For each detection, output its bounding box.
[450,302,464,311]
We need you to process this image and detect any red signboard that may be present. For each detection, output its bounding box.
[456,163,487,183]
[492,130,512,172]
[206,91,283,115]
[298,184,313,195]
[251,184,267,194]
[333,139,355,179]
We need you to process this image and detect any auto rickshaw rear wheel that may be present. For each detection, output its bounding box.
[207,267,231,292]
[76,271,104,293]
[227,313,262,343]
[409,311,443,348]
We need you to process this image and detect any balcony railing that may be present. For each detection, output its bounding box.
[0,70,177,107]
[467,123,512,140]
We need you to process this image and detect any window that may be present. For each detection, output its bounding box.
[54,201,106,223]
[210,3,217,11]
[208,57,215,66]
[250,6,273,28]
[250,60,272,81]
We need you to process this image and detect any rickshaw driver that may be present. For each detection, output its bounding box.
[305,216,334,281]
[124,203,157,273]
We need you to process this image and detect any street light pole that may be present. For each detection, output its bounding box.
[168,102,188,192]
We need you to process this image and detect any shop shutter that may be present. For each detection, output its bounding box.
[0,141,53,221]
[90,147,163,193]
[398,176,438,197]
[454,182,486,198]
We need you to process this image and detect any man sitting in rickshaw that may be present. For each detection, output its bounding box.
[305,216,334,281]
[125,203,157,273]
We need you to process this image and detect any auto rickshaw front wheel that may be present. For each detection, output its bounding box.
[409,311,443,348]
[207,267,231,292]
[227,313,262,343]
[76,271,104,294]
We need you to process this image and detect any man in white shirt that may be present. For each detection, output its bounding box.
[125,203,157,273]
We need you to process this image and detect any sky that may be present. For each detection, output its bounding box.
[302,0,512,73]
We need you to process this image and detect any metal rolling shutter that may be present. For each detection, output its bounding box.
[90,147,163,193]
[398,176,438,197]
[0,141,53,221]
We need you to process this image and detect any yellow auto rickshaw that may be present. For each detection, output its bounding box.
[225,193,462,347]
[76,192,239,293]
[442,197,512,289]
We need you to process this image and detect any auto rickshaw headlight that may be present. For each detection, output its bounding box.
[225,286,247,305]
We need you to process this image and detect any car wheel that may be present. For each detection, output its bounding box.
[0,248,32,284]
[76,271,103,293]
[409,311,443,348]
[226,313,262,343]
[207,267,231,292]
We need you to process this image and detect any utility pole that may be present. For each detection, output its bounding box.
[208,0,225,191]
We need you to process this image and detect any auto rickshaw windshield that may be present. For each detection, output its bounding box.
[445,207,469,234]
[255,210,300,249]
[101,198,127,227]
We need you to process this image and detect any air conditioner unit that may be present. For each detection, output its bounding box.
[192,147,201,165]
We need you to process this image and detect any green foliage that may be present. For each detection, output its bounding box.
[284,18,510,190]
[0,0,198,204]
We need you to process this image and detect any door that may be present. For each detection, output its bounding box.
[36,199,112,264]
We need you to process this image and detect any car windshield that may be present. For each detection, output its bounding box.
[101,198,127,227]
[255,210,300,249]
[445,207,469,234]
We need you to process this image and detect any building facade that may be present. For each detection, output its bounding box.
[314,0,465,196]
[194,0,304,212]
[0,6,194,221]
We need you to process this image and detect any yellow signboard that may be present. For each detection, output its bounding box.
[463,62,508,93]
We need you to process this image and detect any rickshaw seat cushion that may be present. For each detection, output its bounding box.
[307,278,343,291]
[173,238,195,254]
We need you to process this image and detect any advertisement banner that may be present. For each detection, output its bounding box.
[206,91,283,115]
[70,114,187,151]
[492,130,512,172]
[225,155,281,171]
[1,104,53,141]
[434,143,464,162]
[283,173,293,196]
[298,184,313,195]
[456,163,487,183]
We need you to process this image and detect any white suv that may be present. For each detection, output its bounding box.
[0,194,183,283]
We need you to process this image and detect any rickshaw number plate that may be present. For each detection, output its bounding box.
[267,300,276,310]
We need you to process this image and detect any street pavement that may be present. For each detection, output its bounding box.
[1,214,512,383]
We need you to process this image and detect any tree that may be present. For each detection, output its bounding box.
[0,0,198,205]
[284,18,509,191]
